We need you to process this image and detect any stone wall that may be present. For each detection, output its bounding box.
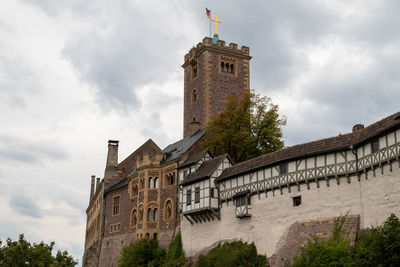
[181,163,400,265]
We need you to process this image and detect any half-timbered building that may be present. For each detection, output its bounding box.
[180,112,400,266]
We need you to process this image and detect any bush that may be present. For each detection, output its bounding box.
[292,214,400,267]
[352,213,400,266]
[118,238,165,267]
[164,233,185,267]
[292,216,353,267]
[196,240,269,267]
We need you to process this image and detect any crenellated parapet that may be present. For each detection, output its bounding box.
[183,37,250,67]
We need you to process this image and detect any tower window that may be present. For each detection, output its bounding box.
[220,60,235,74]
[192,89,198,103]
[191,60,198,79]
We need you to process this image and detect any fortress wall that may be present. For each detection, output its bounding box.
[181,162,400,261]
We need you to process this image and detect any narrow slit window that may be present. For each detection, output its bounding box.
[186,190,191,205]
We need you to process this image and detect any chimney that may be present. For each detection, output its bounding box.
[104,140,119,190]
[106,140,119,166]
[90,175,95,200]
[352,124,364,133]
[96,177,100,189]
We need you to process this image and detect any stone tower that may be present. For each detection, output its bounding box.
[182,37,251,137]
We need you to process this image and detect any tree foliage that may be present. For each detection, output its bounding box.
[196,240,269,267]
[352,213,400,267]
[118,238,165,267]
[119,234,185,267]
[292,214,400,267]
[0,234,77,267]
[292,216,353,267]
[164,233,185,267]
[203,91,286,163]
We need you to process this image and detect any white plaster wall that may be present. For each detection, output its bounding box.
[181,163,400,257]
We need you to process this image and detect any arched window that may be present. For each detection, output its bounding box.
[145,233,150,239]
[149,177,153,189]
[154,177,159,188]
[138,206,143,221]
[139,178,144,190]
[153,208,158,221]
[221,62,224,72]
[170,173,175,185]
[165,200,173,220]
[148,208,153,221]
[192,117,196,123]
[225,63,229,72]
[131,209,137,226]
[230,64,234,73]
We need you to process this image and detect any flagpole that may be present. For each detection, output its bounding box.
[209,18,211,37]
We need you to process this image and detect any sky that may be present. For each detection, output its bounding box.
[0,0,399,264]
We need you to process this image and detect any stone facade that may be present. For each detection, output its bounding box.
[182,37,251,137]
[83,34,400,267]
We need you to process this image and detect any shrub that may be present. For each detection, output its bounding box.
[196,240,269,267]
[118,238,165,267]
[292,216,353,267]
[352,213,400,266]
[164,233,185,267]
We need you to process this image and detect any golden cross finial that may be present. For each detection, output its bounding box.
[211,14,221,34]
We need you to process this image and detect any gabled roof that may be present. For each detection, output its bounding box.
[217,111,400,182]
[162,129,205,163]
[178,149,209,169]
[117,139,161,168]
[180,154,229,186]
[104,178,128,194]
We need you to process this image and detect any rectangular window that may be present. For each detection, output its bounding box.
[235,194,251,218]
[113,196,120,216]
[280,162,288,175]
[210,188,214,198]
[195,187,200,203]
[117,223,120,231]
[184,170,188,179]
[186,189,191,205]
[372,140,379,153]
[292,196,302,207]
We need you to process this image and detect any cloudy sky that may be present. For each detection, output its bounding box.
[0,0,399,264]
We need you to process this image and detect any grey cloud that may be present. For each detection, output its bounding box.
[10,194,43,218]
[62,1,190,112]
[0,55,41,109]
[0,136,69,164]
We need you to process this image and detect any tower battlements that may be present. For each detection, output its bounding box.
[183,37,250,66]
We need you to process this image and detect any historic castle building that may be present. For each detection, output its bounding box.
[83,35,400,267]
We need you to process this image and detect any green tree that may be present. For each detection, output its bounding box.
[0,234,77,267]
[164,233,185,267]
[352,213,400,267]
[203,91,286,163]
[118,238,165,267]
[292,216,353,267]
[196,240,269,267]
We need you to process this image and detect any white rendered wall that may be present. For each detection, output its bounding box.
[181,162,400,257]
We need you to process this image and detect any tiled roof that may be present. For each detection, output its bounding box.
[178,149,209,169]
[217,111,400,182]
[161,129,205,163]
[104,178,128,194]
[180,154,228,186]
